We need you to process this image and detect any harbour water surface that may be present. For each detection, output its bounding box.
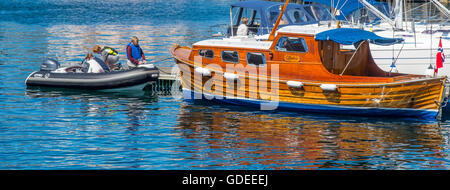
[1,0,450,169]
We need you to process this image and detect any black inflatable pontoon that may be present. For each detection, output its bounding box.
[25,59,159,91]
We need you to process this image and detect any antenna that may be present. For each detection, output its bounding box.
[230,7,234,37]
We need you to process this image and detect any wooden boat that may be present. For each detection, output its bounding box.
[170,0,448,119]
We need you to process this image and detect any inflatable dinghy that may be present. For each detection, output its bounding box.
[25,58,159,91]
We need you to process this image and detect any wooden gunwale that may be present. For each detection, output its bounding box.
[173,52,446,87]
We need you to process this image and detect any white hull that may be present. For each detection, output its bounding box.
[273,23,450,76]
[370,26,449,76]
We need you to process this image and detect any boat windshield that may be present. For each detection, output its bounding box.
[228,1,331,36]
[285,8,311,24]
[266,5,314,25]
[347,7,383,24]
[303,5,332,21]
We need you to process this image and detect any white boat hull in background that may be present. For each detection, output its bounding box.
[370,27,450,76]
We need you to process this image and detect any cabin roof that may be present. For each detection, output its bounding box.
[193,26,403,50]
[230,0,331,35]
[230,0,280,10]
[193,37,273,50]
[276,24,327,35]
[231,0,323,10]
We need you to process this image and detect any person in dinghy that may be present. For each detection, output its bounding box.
[92,45,120,70]
[126,36,147,68]
[84,52,111,73]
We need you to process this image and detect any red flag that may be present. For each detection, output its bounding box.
[435,37,445,74]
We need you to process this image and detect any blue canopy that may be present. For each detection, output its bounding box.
[315,28,404,46]
[231,0,281,35]
[304,0,390,21]
[231,0,280,10]
[229,0,329,35]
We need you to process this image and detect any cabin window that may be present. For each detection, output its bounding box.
[246,52,266,66]
[276,37,308,53]
[221,50,239,63]
[348,7,379,24]
[199,49,214,59]
[311,6,332,21]
[267,6,290,25]
[286,8,310,24]
[304,6,332,21]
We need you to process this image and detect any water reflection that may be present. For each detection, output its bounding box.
[176,102,449,169]
[25,86,158,130]
[3,0,450,169]
[44,23,202,67]
[19,87,185,169]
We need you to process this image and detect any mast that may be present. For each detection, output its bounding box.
[430,0,450,18]
[268,0,289,41]
[230,7,234,37]
[394,0,404,29]
[404,0,408,31]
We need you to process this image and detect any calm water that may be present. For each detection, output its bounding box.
[2,0,450,170]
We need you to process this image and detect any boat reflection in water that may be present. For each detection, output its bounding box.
[25,86,159,130]
[176,101,449,169]
[23,86,450,169]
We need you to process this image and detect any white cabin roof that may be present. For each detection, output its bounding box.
[276,24,330,35]
[192,24,371,50]
[192,25,323,50]
[193,36,273,50]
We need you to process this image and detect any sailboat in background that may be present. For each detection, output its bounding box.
[302,0,450,77]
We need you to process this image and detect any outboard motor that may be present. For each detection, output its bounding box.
[40,58,60,71]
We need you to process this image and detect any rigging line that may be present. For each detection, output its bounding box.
[336,0,349,18]
[334,0,341,18]
[158,68,174,75]
[390,41,405,73]
[403,1,432,14]
[147,57,173,64]
[330,0,343,19]
[340,40,366,76]
[429,2,433,67]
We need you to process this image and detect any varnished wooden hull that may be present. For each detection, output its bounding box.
[183,88,440,119]
[175,60,447,119]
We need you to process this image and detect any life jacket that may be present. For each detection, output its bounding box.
[127,42,142,60]
[102,46,118,56]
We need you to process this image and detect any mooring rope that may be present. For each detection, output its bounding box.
[148,57,173,64]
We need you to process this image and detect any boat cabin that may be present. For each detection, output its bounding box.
[188,26,410,83]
